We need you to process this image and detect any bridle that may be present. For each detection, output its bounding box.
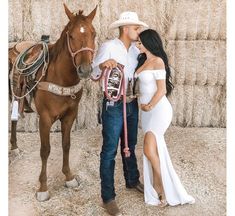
[66,31,94,69]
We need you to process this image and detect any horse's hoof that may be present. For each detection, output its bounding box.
[36,191,50,202]
[65,177,80,188]
[10,148,20,155]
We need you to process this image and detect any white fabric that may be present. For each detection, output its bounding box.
[92,38,139,93]
[135,69,195,206]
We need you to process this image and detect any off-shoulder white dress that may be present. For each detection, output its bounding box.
[135,69,195,206]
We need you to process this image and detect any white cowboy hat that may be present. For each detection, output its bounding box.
[109,11,148,29]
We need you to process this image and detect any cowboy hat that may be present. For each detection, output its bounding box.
[109,11,148,29]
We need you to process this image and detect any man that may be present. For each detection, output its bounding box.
[92,11,148,215]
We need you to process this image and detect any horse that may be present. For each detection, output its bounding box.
[8,4,97,201]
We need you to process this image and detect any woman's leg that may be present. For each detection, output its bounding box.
[144,131,166,203]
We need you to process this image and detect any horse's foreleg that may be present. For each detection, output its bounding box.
[61,110,79,188]
[10,120,19,153]
[36,116,52,202]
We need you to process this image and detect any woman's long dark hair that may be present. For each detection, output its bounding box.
[136,29,174,96]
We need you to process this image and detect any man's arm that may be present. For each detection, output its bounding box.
[92,42,118,78]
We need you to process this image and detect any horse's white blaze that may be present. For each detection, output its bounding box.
[80,26,85,33]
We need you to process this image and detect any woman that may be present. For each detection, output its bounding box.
[134,29,195,207]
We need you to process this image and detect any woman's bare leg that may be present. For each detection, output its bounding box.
[144,132,166,204]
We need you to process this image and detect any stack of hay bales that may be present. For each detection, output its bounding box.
[165,0,226,127]
[8,0,226,131]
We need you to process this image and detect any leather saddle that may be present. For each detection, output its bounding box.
[12,35,50,63]
[9,35,50,115]
[14,41,35,53]
[13,41,44,65]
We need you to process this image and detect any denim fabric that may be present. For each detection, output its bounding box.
[100,98,140,203]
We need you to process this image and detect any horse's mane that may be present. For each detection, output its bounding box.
[76,10,84,16]
[50,26,68,62]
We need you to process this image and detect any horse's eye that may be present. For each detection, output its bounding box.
[69,34,74,40]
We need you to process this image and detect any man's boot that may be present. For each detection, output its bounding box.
[103,199,121,216]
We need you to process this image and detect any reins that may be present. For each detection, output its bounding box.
[91,64,131,158]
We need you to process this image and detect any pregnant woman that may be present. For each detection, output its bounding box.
[135,29,195,207]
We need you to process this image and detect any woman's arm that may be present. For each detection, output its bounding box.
[141,57,166,111]
[141,79,166,111]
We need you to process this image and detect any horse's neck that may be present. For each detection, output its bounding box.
[48,34,79,85]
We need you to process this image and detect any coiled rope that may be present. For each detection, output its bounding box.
[10,42,49,100]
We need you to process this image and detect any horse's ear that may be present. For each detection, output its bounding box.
[64,3,75,21]
[87,5,97,22]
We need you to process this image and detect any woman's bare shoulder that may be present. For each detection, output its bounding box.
[152,57,165,70]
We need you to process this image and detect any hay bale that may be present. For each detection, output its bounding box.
[166,0,226,40]
[166,40,226,86]
[218,85,226,127]
[9,0,226,42]
[168,85,195,127]
[168,84,226,127]
[30,0,62,42]
[14,0,100,41]
[218,0,226,40]
[9,0,23,42]
[168,41,187,85]
[76,80,101,129]
[191,85,219,127]
[99,0,169,41]
[14,113,38,132]
[21,0,34,41]
[208,0,226,40]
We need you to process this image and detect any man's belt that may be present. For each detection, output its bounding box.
[103,92,137,103]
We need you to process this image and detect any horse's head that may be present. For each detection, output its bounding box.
[64,4,97,79]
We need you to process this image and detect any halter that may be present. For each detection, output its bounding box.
[66,31,94,69]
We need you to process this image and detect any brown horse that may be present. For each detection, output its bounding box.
[9,4,97,201]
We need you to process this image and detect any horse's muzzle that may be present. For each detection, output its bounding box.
[77,64,92,79]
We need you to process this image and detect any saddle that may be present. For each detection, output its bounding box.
[13,42,46,65]
[9,35,50,116]
[14,41,35,54]
[13,35,50,54]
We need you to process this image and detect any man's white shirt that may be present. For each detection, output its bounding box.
[92,38,140,93]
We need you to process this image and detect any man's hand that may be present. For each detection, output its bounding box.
[99,59,118,70]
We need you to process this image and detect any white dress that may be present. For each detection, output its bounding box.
[135,69,195,206]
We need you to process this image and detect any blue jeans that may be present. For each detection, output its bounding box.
[100,97,140,203]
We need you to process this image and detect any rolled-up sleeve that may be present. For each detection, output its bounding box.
[91,42,110,78]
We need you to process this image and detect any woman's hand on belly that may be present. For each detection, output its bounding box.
[140,103,153,112]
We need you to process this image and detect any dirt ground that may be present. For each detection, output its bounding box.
[9,126,226,216]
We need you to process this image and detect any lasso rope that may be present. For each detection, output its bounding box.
[91,65,130,157]
[10,42,49,100]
